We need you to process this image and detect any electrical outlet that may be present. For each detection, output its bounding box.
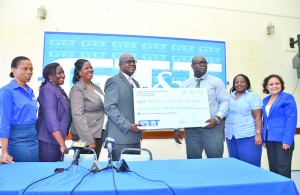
[284,35,297,52]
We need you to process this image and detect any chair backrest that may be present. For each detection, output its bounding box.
[119,148,152,161]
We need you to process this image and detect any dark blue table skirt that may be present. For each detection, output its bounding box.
[0,158,299,195]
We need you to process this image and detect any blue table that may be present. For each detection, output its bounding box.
[0,158,298,195]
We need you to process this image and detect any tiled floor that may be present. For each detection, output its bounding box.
[292,171,300,191]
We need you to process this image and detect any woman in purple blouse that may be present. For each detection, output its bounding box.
[36,62,71,162]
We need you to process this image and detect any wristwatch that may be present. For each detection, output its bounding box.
[214,116,221,124]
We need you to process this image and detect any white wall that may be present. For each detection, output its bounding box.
[1,0,300,169]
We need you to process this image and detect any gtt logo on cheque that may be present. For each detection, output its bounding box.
[138,120,160,127]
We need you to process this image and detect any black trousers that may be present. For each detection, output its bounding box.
[266,141,294,178]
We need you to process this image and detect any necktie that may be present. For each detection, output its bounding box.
[196,78,201,88]
[128,77,134,87]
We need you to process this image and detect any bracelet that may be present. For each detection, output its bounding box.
[256,130,261,134]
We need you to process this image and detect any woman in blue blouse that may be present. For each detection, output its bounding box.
[262,74,297,178]
[225,74,263,167]
[0,56,38,163]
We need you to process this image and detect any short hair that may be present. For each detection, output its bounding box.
[72,59,89,84]
[119,53,133,64]
[10,56,30,78]
[230,74,252,93]
[39,62,60,90]
[262,74,285,94]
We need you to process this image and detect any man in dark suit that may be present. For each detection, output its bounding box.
[104,53,143,161]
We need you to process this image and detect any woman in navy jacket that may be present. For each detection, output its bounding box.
[262,74,297,178]
[36,63,71,162]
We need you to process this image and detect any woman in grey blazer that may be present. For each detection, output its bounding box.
[70,59,106,159]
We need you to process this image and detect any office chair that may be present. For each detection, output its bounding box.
[119,148,153,161]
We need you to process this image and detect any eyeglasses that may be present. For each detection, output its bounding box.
[193,61,208,66]
[124,60,137,64]
[56,71,65,76]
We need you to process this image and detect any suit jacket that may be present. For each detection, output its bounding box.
[70,80,105,145]
[104,72,141,144]
[36,81,70,145]
[262,91,297,145]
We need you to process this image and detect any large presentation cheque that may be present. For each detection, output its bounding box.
[134,88,210,130]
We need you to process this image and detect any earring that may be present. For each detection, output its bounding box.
[77,75,81,80]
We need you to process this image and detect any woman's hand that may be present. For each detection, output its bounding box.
[88,143,96,149]
[60,145,68,154]
[1,154,14,164]
[282,143,291,150]
[254,134,262,146]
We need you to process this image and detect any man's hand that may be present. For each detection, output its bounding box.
[174,131,182,144]
[203,118,217,129]
[129,124,144,133]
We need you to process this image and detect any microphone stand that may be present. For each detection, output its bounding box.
[61,147,98,174]
[100,149,120,172]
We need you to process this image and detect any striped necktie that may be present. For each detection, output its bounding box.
[128,77,134,87]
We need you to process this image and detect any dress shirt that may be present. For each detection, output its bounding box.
[180,74,230,119]
[225,90,262,139]
[0,80,37,138]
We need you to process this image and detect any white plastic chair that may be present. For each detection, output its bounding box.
[119,148,152,161]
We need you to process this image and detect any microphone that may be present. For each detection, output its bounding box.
[104,137,115,153]
[71,141,86,165]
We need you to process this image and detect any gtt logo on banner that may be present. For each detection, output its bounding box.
[138,120,160,127]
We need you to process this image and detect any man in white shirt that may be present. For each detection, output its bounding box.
[174,55,230,159]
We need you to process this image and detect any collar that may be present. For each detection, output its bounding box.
[78,79,94,90]
[232,89,249,94]
[231,89,249,97]
[193,74,207,81]
[121,72,131,80]
[10,79,33,93]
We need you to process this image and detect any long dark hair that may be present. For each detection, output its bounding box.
[10,56,30,78]
[39,62,60,90]
[72,59,89,84]
[230,74,252,93]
